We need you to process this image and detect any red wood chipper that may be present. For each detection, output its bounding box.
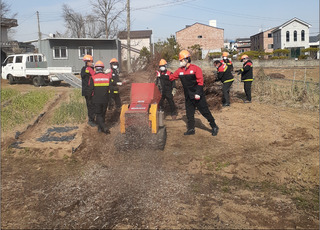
[114,83,167,151]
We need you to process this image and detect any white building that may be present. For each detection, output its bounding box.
[118,30,152,60]
[272,18,311,58]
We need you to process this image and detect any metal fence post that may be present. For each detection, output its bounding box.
[292,70,296,92]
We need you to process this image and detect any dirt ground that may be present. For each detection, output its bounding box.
[1,68,319,229]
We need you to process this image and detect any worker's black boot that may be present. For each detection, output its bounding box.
[184,129,195,135]
[211,125,219,136]
[88,120,97,127]
[102,127,110,135]
[210,121,219,136]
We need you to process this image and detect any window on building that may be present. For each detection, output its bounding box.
[53,47,68,59]
[294,31,297,41]
[197,35,202,38]
[268,44,273,49]
[286,31,290,42]
[79,46,93,59]
[301,30,305,41]
[15,56,23,63]
[268,33,272,38]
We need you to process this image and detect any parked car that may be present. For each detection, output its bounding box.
[1,53,72,87]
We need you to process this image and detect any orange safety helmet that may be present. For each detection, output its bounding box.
[159,59,167,66]
[240,54,249,61]
[83,54,93,62]
[179,50,191,61]
[94,60,104,68]
[222,52,229,57]
[110,58,118,64]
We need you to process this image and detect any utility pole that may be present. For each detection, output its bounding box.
[37,11,42,53]
[126,0,131,73]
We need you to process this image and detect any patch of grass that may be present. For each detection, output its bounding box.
[49,152,54,157]
[1,90,54,132]
[221,186,229,193]
[63,154,69,160]
[207,163,214,171]
[24,147,30,154]
[190,182,200,193]
[215,162,230,171]
[6,146,14,154]
[1,88,20,102]
[204,156,212,163]
[293,196,309,209]
[51,89,87,125]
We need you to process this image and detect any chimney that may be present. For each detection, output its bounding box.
[209,20,217,27]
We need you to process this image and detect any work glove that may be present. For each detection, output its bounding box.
[105,68,111,74]
[172,88,177,96]
[235,69,241,75]
[195,94,200,100]
[156,71,160,77]
[117,82,123,86]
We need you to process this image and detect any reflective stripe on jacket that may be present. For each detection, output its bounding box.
[216,62,234,84]
[241,60,253,82]
[89,72,111,103]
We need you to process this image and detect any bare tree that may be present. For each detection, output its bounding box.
[90,0,126,38]
[85,15,105,38]
[61,4,86,38]
[0,0,17,19]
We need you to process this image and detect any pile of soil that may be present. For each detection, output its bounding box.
[269,73,286,79]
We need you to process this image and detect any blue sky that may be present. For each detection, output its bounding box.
[7,0,320,43]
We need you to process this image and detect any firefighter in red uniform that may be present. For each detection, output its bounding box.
[214,60,234,106]
[88,61,111,134]
[221,52,234,72]
[108,58,122,110]
[169,50,219,136]
[80,54,96,127]
[235,54,253,103]
[155,59,177,119]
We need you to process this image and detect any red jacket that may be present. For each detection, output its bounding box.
[216,62,234,83]
[89,72,111,103]
[169,64,204,99]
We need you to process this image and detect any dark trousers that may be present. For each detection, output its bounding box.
[185,96,216,130]
[85,96,95,121]
[244,81,252,101]
[159,92,176,116]
[222,81,233,104]
[109,92,121,109]
[94,103,108,131]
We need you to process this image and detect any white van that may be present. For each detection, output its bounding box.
[1,53,72,87]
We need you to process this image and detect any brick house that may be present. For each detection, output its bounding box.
[234,38,251,54]
[250,28,275,53]
[118,30,152,60]
[176,21,224,59]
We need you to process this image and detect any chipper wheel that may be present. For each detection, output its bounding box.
[155,126,167,150]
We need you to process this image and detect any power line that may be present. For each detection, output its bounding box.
[131,0,195,11]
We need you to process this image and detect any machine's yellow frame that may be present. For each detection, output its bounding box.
[119,103,158,134]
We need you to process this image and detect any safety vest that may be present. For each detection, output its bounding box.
[92,73,110,86]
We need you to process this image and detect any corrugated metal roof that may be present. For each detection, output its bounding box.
[118,30,152,39]
[309,34,319,43]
